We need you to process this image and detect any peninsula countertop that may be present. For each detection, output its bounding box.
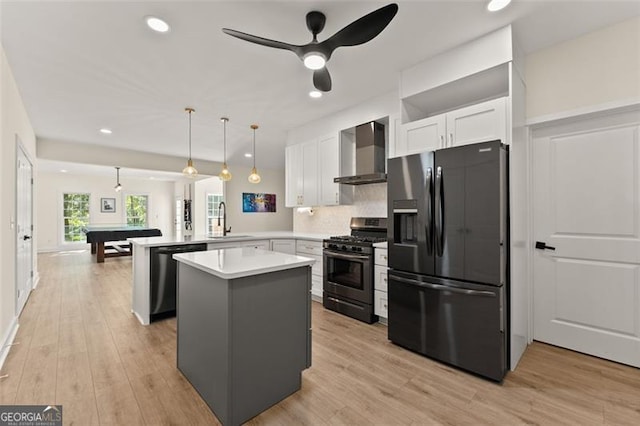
[173,247,316,280]
[128,231,331,247]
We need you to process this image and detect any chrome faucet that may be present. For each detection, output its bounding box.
[217,201,231,236]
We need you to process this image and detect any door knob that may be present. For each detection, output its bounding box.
[23,235,31,241]
[535,241,555,251]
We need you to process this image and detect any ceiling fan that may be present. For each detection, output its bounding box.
[222,3,399,92]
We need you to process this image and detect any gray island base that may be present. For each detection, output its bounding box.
[174,248,313,426]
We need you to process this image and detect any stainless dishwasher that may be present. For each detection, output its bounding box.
[150,243,207,321]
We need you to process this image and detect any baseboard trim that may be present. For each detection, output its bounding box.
[32,271,40,290]
[0,317,19,372]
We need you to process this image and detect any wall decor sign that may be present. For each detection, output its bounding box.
[101,197,116,213]
[242,193,276,213]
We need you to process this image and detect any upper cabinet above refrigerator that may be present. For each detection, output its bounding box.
[394,97,507,158]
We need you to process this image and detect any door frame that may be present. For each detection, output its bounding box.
[15,136,35,315]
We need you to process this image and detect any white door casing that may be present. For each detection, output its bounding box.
[532,110,640,367]
[16,142,34,315]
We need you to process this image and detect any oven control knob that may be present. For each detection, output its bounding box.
[351,246,358,252]
[341,245,347,251]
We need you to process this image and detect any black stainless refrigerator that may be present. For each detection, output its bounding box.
[387,140,509,381]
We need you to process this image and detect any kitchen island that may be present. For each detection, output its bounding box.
[173,247,314,426]
[129,232,329,324]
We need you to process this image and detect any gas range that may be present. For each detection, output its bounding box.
[323,235,387,254]
[322,217,387,324]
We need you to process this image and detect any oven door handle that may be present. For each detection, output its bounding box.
[323,250,370,261]
[390,275,496,297]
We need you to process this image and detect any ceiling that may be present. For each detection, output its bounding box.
[2,1,639,176]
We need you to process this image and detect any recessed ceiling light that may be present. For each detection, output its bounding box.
[487,0,511,12]
[244,153,252,158]
[99,128,112,134]
[60,169,67,173]
[309,90,322,98]
[145,16,170,33]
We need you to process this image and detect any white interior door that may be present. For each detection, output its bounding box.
[16,143,34,315]
[532,112,640,367]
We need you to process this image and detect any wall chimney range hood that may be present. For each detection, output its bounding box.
[334,121,386,185]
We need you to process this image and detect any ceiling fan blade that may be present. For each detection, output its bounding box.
[222,28,301,55]
[313,67,332,92]
[320,3,398,55]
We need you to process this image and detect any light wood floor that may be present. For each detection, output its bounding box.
[1,251,639,425]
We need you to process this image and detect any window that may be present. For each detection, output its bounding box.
[63,193,90,242]
[206,193,224,234]
[126,195,148,227]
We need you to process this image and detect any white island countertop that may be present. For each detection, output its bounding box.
[129,231,331,247]
[173,247,316,280]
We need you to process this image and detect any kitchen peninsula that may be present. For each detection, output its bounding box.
[129,232,328,324]
[173,247,314,426]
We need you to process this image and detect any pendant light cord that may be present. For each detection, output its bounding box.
[188,109,192,161]
[252,125,257,168]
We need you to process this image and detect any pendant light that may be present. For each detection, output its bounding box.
[114,166,122,192]
[248,124,261,184]
[218,117,232,181]
[182,107,198,177]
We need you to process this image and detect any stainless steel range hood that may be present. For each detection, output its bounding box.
[334,121,386,185]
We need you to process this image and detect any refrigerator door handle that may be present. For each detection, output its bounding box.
[425,167,433,255]
[390,274,496,297]
[434,166,444,256]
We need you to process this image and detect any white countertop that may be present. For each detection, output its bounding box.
[129,231,331,247]
[373,241,388,249]
[173,247,315,280]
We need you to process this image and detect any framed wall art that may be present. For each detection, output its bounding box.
[242,193,276,213]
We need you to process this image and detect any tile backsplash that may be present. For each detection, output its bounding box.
[293,183,387,235]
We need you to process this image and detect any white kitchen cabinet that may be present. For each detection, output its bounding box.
[373,248,389,321]
[286,134,351,207]
[394,97,507,157]
[396,114,446,157]
[296,239,323,299]
[270,239,296,255]
[318,134,341,206]
[387,113,402,159]
[241,240,270,250]
[374,290,388,319]
[210,240,270,251]
[446,97,507,148]
[285,144,301,207]
[285,141,318,207]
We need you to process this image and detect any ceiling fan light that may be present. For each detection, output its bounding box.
[303,53,326,70]
[487,0,511,12]
[309,90,322,98]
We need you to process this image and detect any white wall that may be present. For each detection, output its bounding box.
[526,16,640,120]
[287,90,398,145]
[224,168,293,233]
[36,171,175,251]
[1,46,37,365]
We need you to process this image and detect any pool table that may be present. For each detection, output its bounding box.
[83,225,162,263]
